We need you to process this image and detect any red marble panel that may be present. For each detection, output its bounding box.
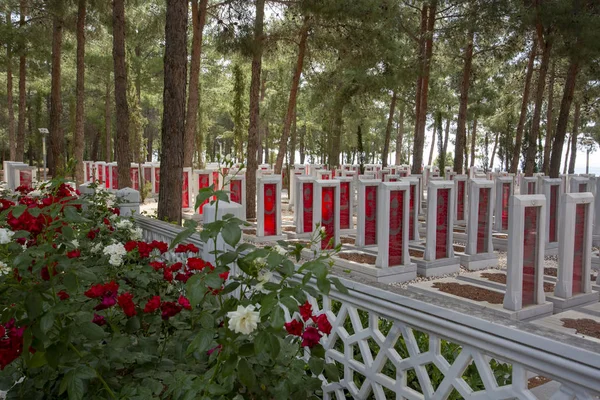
[197,174,210,215]
[321,172,330,180]
[365,185,377,246]
[321,186,335,250]
[409,184,416,241]
[144,167,151,183]
[579,183,587,193]
[389,190,404,266]
[212,171,219,190]
[435,189,450,259]
[105,166,110,188]
[572,203,586,295]
[112,166,118,189]
[302,182,313,233]
[340,182,350,229]
[528,181,536,194]
[263,184,277,236]
[182,171,189,208]
[522,206,538,306]
[154,168,160,193]
[230,179,242,204]
[99,165,104,182]
[457,180,465,220]
[477,188,490,253]
[502,183,510,230]
[549,185,559,243]
[19,170,32,188]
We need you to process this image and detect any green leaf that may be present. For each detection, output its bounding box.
[76,366,97,380]
[222,222,241,247]
[204,271,224,288]
[125,315,141,333]
[323,363,340,382]
[236,243,255,254]
[237,358,256,388]
[217,251,238,266]
[308,357,324,375]
[63,206,89,223]
[80,322,107,340]
[279,296,298,312]
[199,312,214,329]
[142,378,164,395]
[238,343,254,357]
[219,281,240,295]
[317,276,331,295]
[260,294,278,317]
[186,329,213,355]
[330,277,349,295]
[62,225,75,241]
[254,331,269,355]
[25,292,43,319]
[195,188,214,210]
[27,351,47,368]
[280,260,296,276]
[271,306,285,330]
[215,191,230,203]
[10,205,27,219]
[64,272,78,293]
[40,312,54,334]
[67,377,84,400]
[27,207,42,218]
[269,334,281,359]
[169,227,197,250]
[186,274,206,307]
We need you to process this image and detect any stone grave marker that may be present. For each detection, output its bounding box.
[494,176,513,232]
[356,178,379,247]
[520,176,538,195]
[153,163,161,194]
[194,169,215,216]
[337,176,355,233]
[401,177,421,242]
[255,175,285,242]
[461,179,498,270]
[503,195,553,320]
[182,168,193,210]
[129,164,140,191]
[226,172,246,221]
[551,192,599,311]
[569,176,590,193]
[540,178,562,255]
[293,176,315,237]
[454,174,468,224]
[313,179,341,251]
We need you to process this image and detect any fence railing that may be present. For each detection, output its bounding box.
[134,214,600,399]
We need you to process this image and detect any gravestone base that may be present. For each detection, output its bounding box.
[594,234,600,247]
[332,255,417,283]
[547,292,600,314]
[243,233,287,244]
[414,257,460,277]
[285,231,312,240]
[492,234,508,251]
[340,228,357,236]
[545,242,559,256]
[459,252,499,271]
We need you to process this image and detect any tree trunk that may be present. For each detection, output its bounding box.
[183,0,208,168]
[330,106,343,168]
[275,16,310,174]
[510,34,537,173]
[74,0,86,185]
[395,102,404,165]
[453,28,474,174]
[542,59,555,175]
[412,2,436,174]
[549,58,579,178]
[563,133,571,175]
[16,1,27,162]
[50,10,64,176]
[568,101,580,174]
[246,0,265,219]
[112,0,131,188]
[257,76,267,163]
[6,12,16,162]
[470,116,477,167]
[382,91,397,167]
[299,122,306,164]
[104,77,111,162]
[489,131,500,169]
[157,0,188,223]
[442,113,450,161]
[412,4,427,174]
[524,29,552,176]
[427,120,435,166]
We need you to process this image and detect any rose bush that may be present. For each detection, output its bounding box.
[0,168,345,399]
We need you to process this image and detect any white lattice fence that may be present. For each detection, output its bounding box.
[134,215,600,400]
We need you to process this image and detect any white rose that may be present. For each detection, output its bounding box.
[91,243,103,254]
[28,190,42,197]
[225,154,231,162]
[130,227,143,241]
[255,270,273,294]
[227,304,260,335]
[273,245,286,256]
[103,243,127,266]
[71,239,79,248]
[0,228,15,244]
[115,219,133,230]
[0,261,10,276]
[320,226,326,234]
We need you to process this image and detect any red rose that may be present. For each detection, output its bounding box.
[150,241,168,254]
[84,283,109,299]
[150,261,166,271]
[178,295,192,310]
[175,272,192,283]
[117,292,137,317]
[299,301,313,322]
[95,294,117,311]
[168,262,183,273]
[163,269,173,282]
[284,319,303,336]
[160,302,182,320]
[57,291,70,300]
[312,314,332,335]
[125,241,138,252]
[301,326,322,348]
[219,271,230,281]
[92,314,106,326]
[67,249,81,259]
[174,243,199,253]
[143,296,161,313]
[0,320,24,370]
[0,325,5,338]
[87,228,99,240]
[110,207,120,216]
[187,257,207,271]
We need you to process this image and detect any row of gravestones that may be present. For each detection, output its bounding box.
[2,161,37,190]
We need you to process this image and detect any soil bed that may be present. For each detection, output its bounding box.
[432,282,504,304]
[453,245,465,252]
[283,226,296,232]
[340,237,355,245]
[338,252,376,265]
[544,268,557,277]
[481,273,555,292]
[528,376,551,389]
[409,249,423,258]
[561,318,600,340]
[243,228,256,235]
